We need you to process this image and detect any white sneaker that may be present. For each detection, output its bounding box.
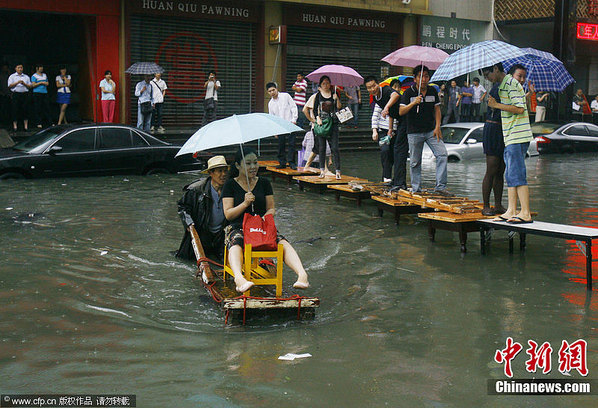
[383,178,392,183]
[150,126,155,131]
[158,126,165,134]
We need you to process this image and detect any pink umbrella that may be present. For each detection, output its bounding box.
[306,64,363,87]
[381,45,449,70]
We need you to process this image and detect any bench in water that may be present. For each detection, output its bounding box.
[266,166,319,184]
[478,219,598,290]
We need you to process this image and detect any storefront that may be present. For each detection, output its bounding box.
[282,4,403,128]
[125,0,262,128]
[0,0,120,123]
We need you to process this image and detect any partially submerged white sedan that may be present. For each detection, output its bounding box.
[422,122,538,162]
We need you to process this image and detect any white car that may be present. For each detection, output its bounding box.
[422,122,538,162]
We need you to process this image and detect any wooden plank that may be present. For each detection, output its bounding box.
[258,160,279,168]
[293,174,369,185]
[478,219,598,238]
[223,297,320,310]
[327,184,370,193]
[371,195,417,207]
[266,166,319,177]
[419,211,494,223]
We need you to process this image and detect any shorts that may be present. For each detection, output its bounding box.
[482,122,504,157]
[57,92,71,105]
[503,142,529,187]
[224,225,286,251]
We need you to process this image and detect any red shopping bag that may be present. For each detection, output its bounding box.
[242,213,278,250]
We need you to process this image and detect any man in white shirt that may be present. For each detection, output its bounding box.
[267,82,298,169]
[7,64,31,132]
[151,73,168,133]
[591,95,598,125]
[471,77,487,122]
[134,75,154,132]
[202,71,220,126]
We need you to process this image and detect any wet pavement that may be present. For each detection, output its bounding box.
[1,151,597,407]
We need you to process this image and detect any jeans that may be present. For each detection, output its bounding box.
[202,100,218,126]
[152,102,164,127]
[460,103,471,122]
[503,142,529,187]
[277,132,296,167]
[443,103,459,124]
[393,124,409,188]
[137,104,152,132]
[471,103,481,121]
[318,122,340,171]
[378,128,394,180]
[349,103,359,126]
[408,130,448,192]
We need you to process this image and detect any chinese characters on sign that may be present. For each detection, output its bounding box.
[494,337,588,378]
[577,22,598,41]
[420,16,483,54]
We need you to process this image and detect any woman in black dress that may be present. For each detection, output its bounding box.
[481,84,506,216]
[222,147,309,293]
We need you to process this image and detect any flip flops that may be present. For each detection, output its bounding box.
[507,216,533,224]
[492,215,510,222]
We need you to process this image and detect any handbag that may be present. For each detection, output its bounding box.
[313,117,333,138]
[242,213,278,251]
[335,106,354,124]
[140,101,153,115]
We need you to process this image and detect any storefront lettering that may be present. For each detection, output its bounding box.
[421,41,466,51]
[301,13,385,29]
[141,1,249,18]
[143,0,174,11]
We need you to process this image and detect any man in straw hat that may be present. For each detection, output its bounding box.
[176,155,229,281]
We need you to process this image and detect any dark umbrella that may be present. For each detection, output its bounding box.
[125,62,164,75]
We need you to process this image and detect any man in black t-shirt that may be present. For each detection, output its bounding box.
[399,65,449,194]
[365,76,408,189]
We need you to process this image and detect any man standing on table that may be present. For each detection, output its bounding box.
[267,81,298,169]
[482,62,533,224]
[365,75,408,190]
[398,65,450,195]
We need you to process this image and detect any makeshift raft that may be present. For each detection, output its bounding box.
[189,226,319,325]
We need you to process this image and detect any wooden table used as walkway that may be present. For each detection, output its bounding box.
[266,166,319,183]
[479,219,598,290]
[372,195,428,225]
[293,175,369,194]
[419,211,494,252]
[327,184,372,206]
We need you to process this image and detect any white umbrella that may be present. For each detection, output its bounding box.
[175,113,302,157]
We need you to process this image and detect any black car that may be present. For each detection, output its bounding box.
[0,124,204,179]
[533,122,598,154]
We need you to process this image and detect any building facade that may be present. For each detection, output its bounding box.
[0,0,434,127]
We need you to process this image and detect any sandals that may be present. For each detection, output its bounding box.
[335,171,342,180]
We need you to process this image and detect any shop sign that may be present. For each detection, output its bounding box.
[420,16,487,54]
[577,22,598,40]
[128,0,259,22]
[284,4,401,33]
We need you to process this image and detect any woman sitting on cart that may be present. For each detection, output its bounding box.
[222,146,310,293]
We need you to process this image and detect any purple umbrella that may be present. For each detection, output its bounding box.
[382,45,449,70]
[306,65,364,87]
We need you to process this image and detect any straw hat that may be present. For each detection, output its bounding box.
[202,155,229,173]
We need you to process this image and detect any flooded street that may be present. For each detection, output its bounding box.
[1,151,598,407]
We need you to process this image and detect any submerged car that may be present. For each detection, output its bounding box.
[0,124,203,179]
[532,122,598,154]
[422,122,538,162]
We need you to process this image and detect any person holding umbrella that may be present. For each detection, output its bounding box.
[135,74,154,132]
[482,62,533,224]
[311,76,342,179]
[398,65,450,195]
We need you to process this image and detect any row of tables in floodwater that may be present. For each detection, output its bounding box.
[259,161,598,290]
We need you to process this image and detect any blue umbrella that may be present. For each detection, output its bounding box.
[503,52,574,92]
[125,62,164,75]
[175,113,302,157]
[431,40,526,82]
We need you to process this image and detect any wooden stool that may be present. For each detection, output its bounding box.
[223,243,284,297]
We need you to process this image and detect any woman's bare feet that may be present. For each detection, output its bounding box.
[319,170,326,178]
[235,278,254,293]
[293,273,309,289]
